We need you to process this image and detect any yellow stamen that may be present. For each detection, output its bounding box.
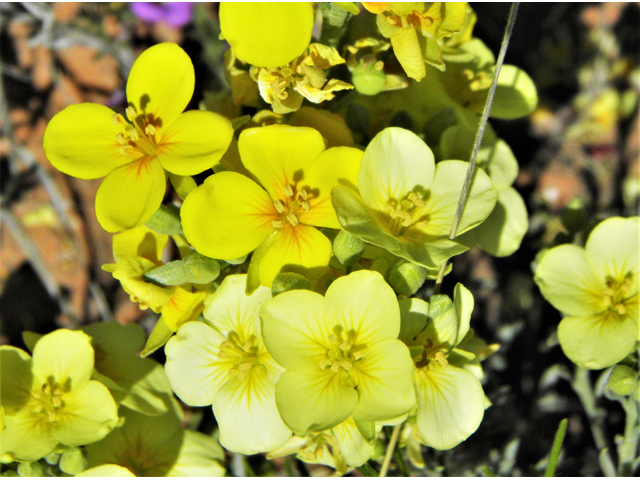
[286,213,299,226]
[145,124,157,136]
[274,200,286,213]
[272,219,285,228]
[283,185,294,197]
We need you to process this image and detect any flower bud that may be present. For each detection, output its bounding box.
[388,259,428,296]
[59,446,87,476]
[272,272,310,297]
[17,462,44,477]
[607,364,637,396]
[43,451,61,466]
[144,204,182,235]
[333,230,365,267]
[561,198,585,234]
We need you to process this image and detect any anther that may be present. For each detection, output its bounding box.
[297,190,308,201]
[111,113,126,125]
[48,411,56,422]
[125,106,137,122]
[300,201,311,213]
[319,357,332,370]
[330,362,341,373]
[383,204,395,214]
[229,368,239,378]
[352,349,365,360]
[34,404,44,414]
[218,351,229,359]
[52,396,62,408]
[616,304,627,315]
[327,334,339,345]
[238,361,253,371]
[274,200,286,213]
[119,145,133,155]
[340,360,353,371]
[283,185,294,197]
[408,192,425,207]
[339,341,352,351]
[242,341,254,353]
[126,126,140,141]
[400,211,413,227]
[145,124,157,136]
[286,213,299,226]
[272,220,285,228]
[116,133,128,145]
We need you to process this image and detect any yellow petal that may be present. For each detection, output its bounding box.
[220,3,314,68]
[390,27,426,81]
[112,225,168,263]
[157,111,233,176]
[43,103,131,179]
[95,157,166,232]
[305,44,347,70]
[161,288,207,332]
[126,43,195,131]
[239,125,326,200]
[295,79,354,105]
[298,146,363,229]
[259,224,332,287]
[181,171,277,260]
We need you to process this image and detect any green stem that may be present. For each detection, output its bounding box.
[571,366,616,476]
[433,2,520,295]
[379,424,402,477]
[544,418,568,477]
[618,397,639,476]
[283,456,296,477]
[356,462,379,477]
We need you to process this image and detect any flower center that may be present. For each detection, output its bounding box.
[602,273,635,316]
[414,338,448,376]
[32,378,65,422]
[272,184,312,229]
[112,106,159,159]
[318,326,366,373]
[383,192,427,236]
[217,333,261,381]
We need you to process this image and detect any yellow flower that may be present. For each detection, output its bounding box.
[181,125,363,288]
[220,2,314,68]
[251,44,354,114]
[44,43,233,232]
[363,2,466,80]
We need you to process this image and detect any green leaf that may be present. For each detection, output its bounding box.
[145,204,183,235]
[475,187,528,257]
[141,317,174,358]
[271,272,310,297]
[231,115,252,130]
[544,418,567,477]
[491,65,538,120]
[145,253,220,286]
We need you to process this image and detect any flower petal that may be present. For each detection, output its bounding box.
[181,171,277,260]
[390,26,427,81]
[156,110,233,176]
[585,217,640,282]
[43,103,130,179]
[54,380,119,446]
[275,369,358,435]
[111,225,168,263]
[167,431,226,477]
[330,418,375,468]
[111,257,175,312]
[260,289,330,372]
[421,160,497,237]
[349,339,416,423]
[76,465,136,477]
[164,321,229,406]
[161,287,207,332]
[239,125,326,200]
[95,157,166,233]
[32,330,94,392]
[0,347,33,415]
[126,43,195,130]
[323,270,400,346]
[534,244,604,316]
[259,224,332,288]
[0,411,57,462]
[203,274,271,340]
[220,2,314,68]
[212,367,291,454]
[359,128,435,212]
[557,313,638,370]
[415,365,485,450]
[298,147,363,229]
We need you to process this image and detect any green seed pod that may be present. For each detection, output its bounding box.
[388,259,428,296]
[271,272,310,297]
[16,462,44,477]
[607,364,637,396]
[59,446,88,476]
[352,63,387,96]
[333,230,366,267]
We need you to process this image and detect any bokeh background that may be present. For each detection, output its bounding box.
[1,2,638,476]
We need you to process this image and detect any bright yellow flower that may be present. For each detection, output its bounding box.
[363,2,466,80]
[251,44,354,114]
[181,125,363,288]
[44,43,233,232]
[220,2,314,68]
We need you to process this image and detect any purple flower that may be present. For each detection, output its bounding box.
[131,2,194,28]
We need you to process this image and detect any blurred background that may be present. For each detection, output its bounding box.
[0,2,638,476]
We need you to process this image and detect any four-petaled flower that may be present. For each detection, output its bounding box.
[181,124,363,288]
[44,42,233,232]
[0,330,118,462]
[535,217,639,369]
[164,275,292,454]
[260,270,416,436]
[331,127,497,273]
